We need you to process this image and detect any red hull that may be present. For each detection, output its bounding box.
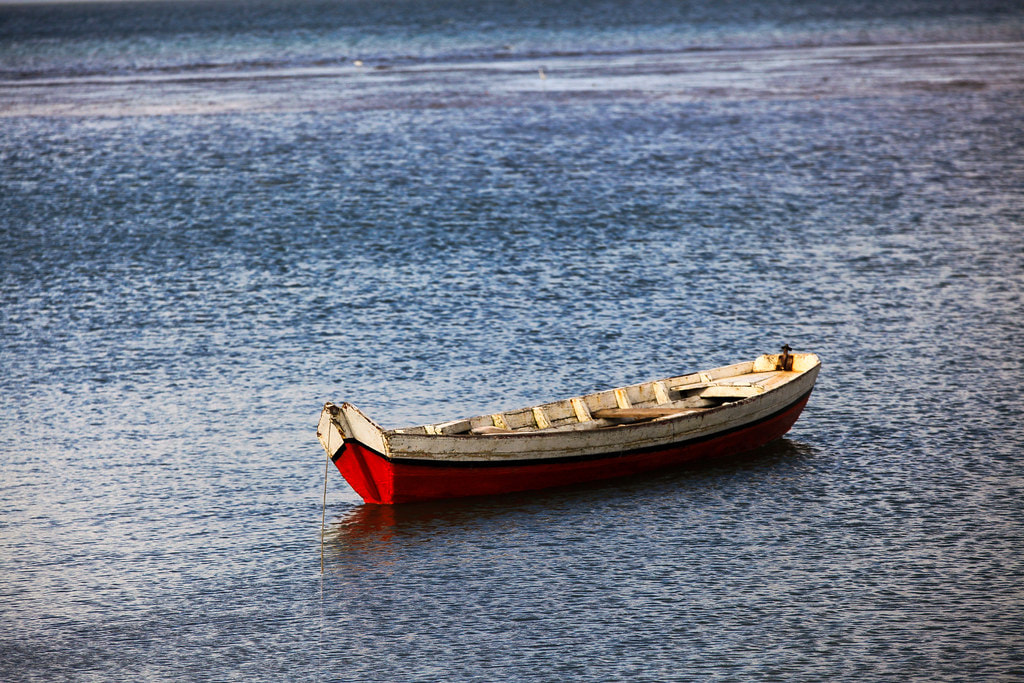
[333,392,812,504]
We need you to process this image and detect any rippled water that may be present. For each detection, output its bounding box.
[2,0,1023,680]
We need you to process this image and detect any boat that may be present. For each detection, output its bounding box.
[316,347,820,504]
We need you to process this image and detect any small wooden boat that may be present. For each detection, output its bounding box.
[317,347,820,504]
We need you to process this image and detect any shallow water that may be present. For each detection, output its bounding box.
[2,0,1024,680]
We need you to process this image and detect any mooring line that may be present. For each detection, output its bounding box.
[318,421,330,681]
[321,421,331,574]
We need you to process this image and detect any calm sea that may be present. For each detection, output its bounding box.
[2,0,1023,680]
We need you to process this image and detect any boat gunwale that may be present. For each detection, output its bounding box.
[382,371,816,460]
[390,354,817,431]
[371,386,817,468]
[388,354,818,438]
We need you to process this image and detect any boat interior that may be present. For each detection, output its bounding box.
[393,351,815,437]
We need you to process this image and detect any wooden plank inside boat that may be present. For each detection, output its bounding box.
[591,407,695,419]
[698,384,762,398]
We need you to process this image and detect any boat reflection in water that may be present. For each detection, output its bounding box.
[322,435,818,572]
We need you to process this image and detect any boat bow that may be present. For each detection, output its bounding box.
[317,402,389,459]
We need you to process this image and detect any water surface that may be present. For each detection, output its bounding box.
[2,0,1023,680]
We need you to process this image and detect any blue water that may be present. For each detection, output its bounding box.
[2,0,1024,680]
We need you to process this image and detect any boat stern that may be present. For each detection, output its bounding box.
[753,348,820,374]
